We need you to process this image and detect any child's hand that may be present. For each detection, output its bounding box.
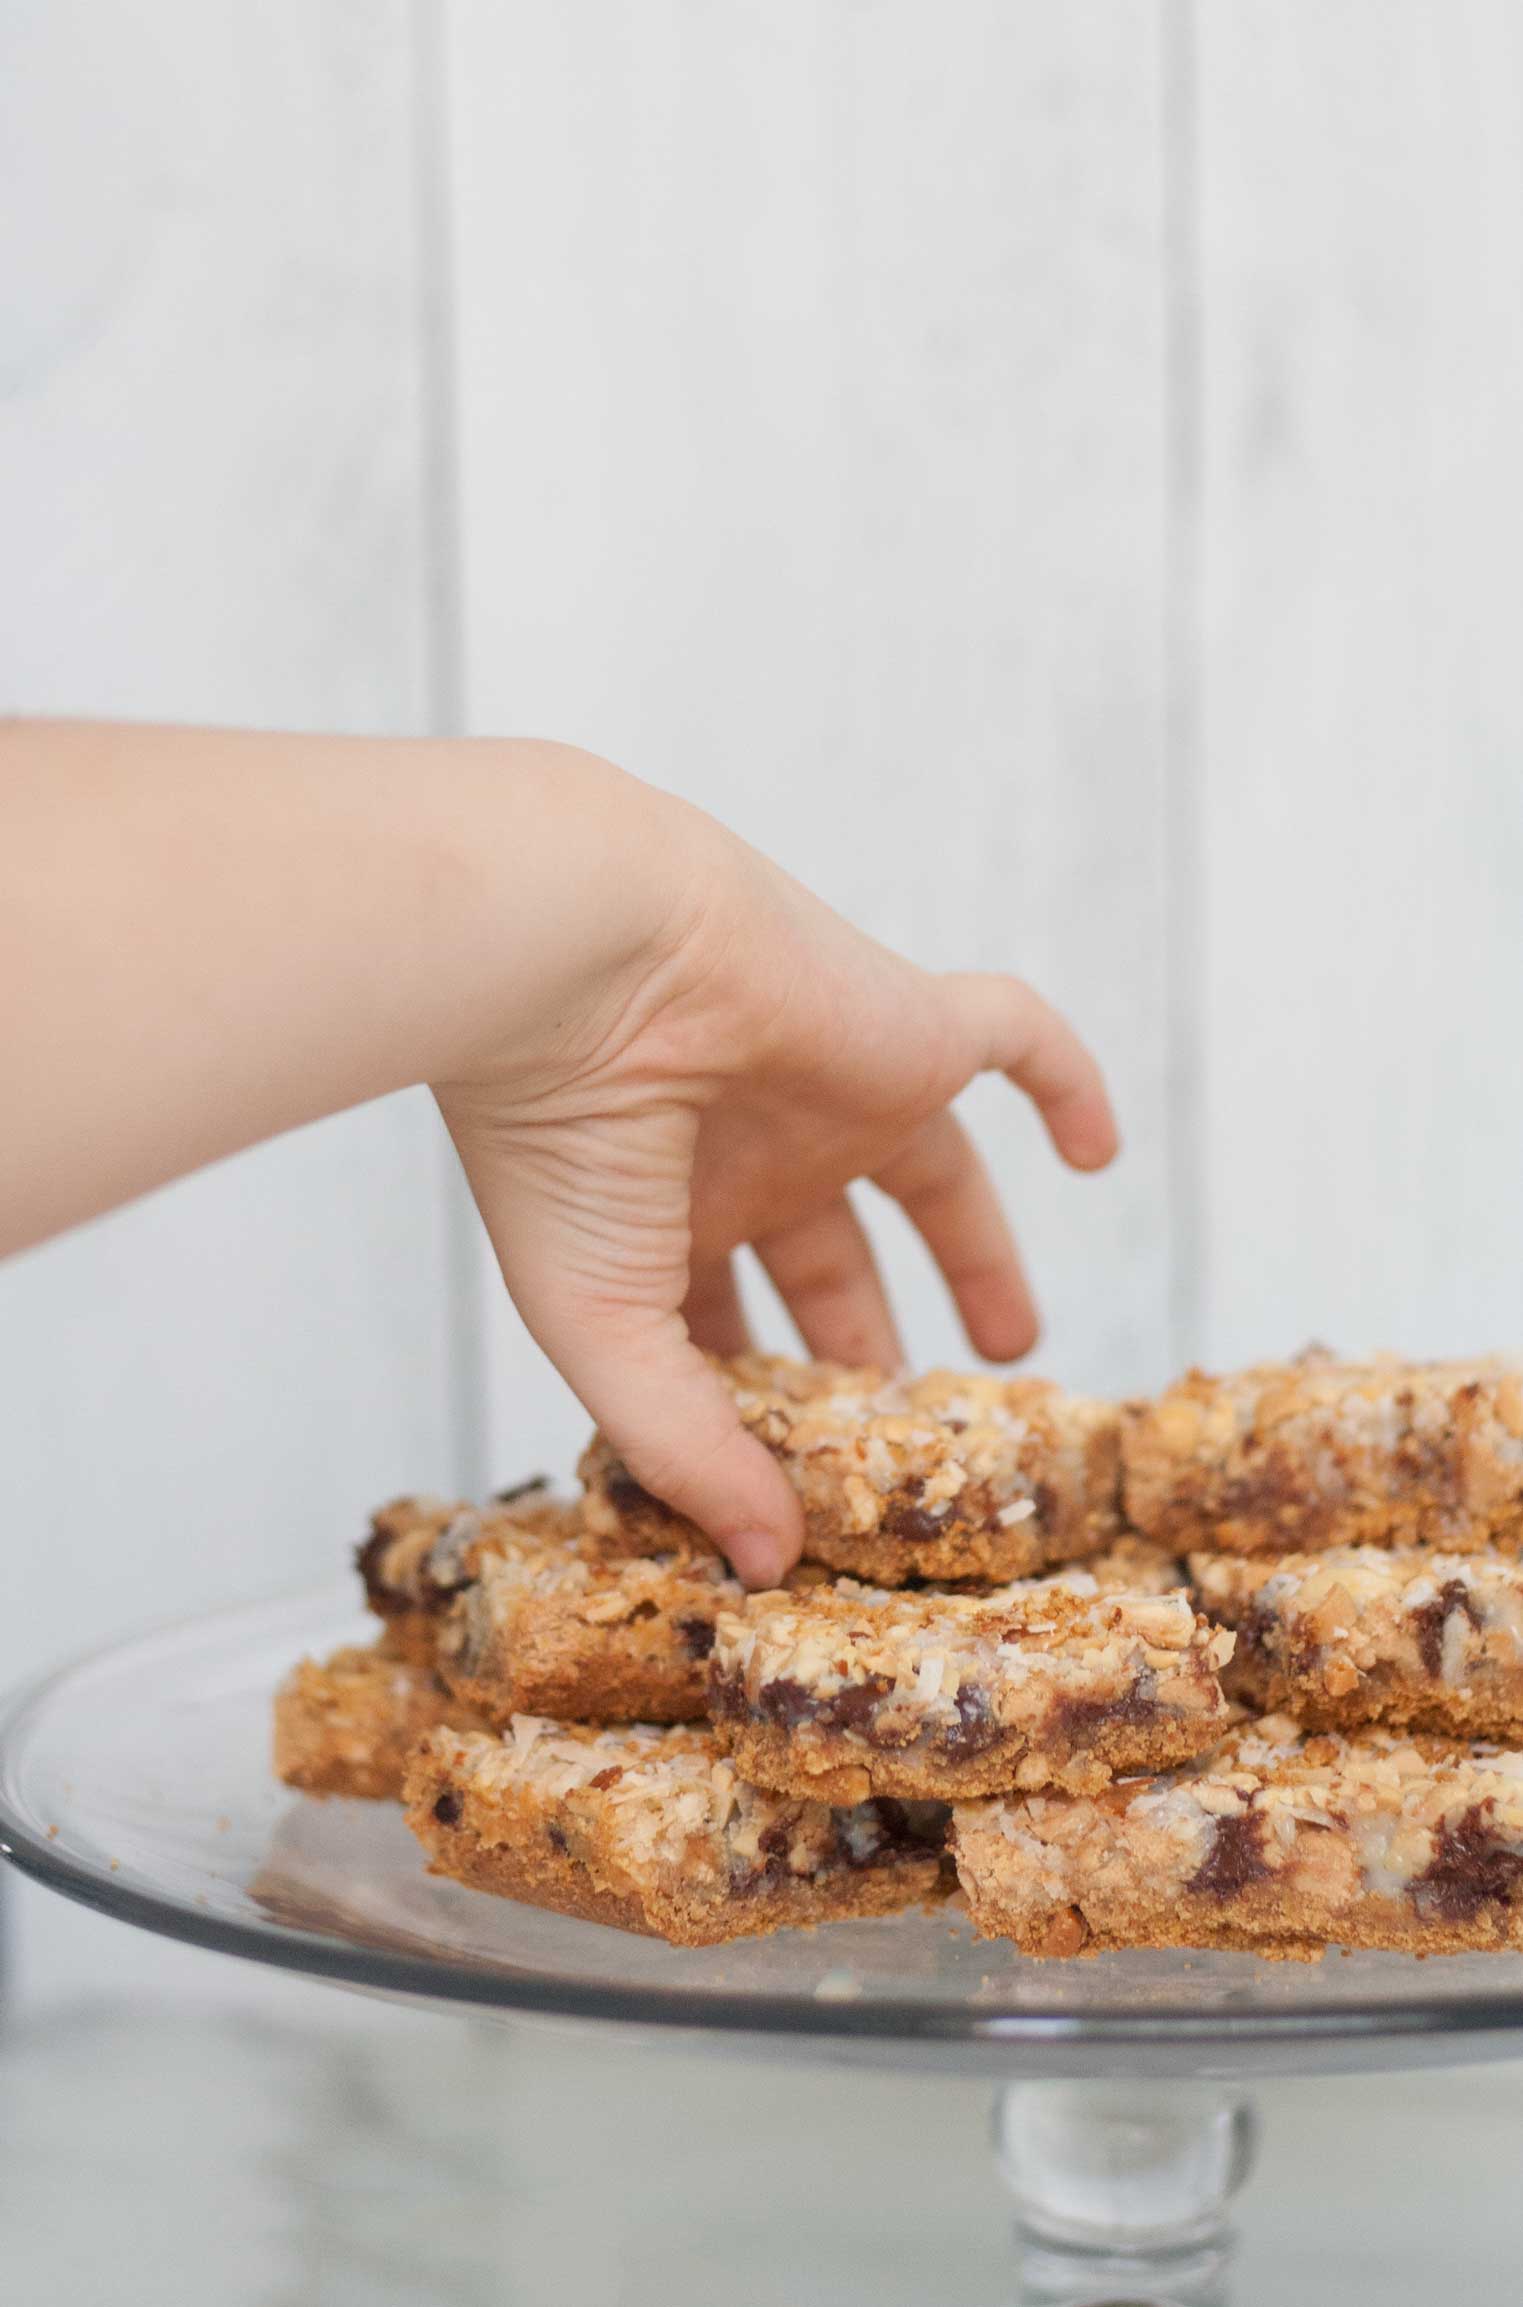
[435,766,1117,1587]
[2,723,1117,1588]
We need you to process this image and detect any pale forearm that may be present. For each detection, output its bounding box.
[0,719,679,1253]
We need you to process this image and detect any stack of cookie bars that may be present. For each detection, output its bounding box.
[274,1350,1523,1959]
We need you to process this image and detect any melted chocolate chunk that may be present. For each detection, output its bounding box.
[939,1683,1001,1757]
[602,1462,659,1518]
[819,1677,895,1733]
[1411,1578,1484,1679]
[753,1675,813,1730]
[546,1822,569,1854]
[707,1666,746,1720]
[883,1477,948,1548]
[755,1673,896,1734]
[1233,1604,1277,1665]
[677,1615,717,1659]
[1415,1801,1523,1920]
[431,1790,462,1827]
[1188,1807,1270,1899]
[1051,1682,1160,1746]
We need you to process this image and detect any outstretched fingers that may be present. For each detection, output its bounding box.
[873,1111,1039,1360]
[755,1194,903,1371]
[942,972,1119,1172]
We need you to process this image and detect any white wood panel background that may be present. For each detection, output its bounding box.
[1192,1,1523,1367]
[0,0,465,2005]
[444,0,1180,1481]
[5,1,1523,2011]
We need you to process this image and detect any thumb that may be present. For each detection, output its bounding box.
[443,1102,804,1588]
[554,1306,805,1588]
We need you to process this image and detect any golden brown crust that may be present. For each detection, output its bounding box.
[1124,1351,1523,1555]
[402,1720,946,1945]
[1193,1544,1523,1738]
[273,1642,489,1800]
[953,1711,1523,1958]
[579,1353,1122,1584]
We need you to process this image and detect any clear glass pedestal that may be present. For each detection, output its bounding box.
[5,1586,1523,2304]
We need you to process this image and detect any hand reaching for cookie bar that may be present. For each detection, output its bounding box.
[0,721,1117,1585]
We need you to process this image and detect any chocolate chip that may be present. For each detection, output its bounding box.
[603,1462,658,1517]
[884,1476,947,1548]
[1188,1808,1269,1899]
[1050,1683,1160,1745]
[1411,1578,1484,1678]
[677,1615,716,1659]
[431,1791,462,1827]
[546,1823,569,1853]
[707,1667,746,1720]
[939,1683,1001,1757]
[885,1504,948,1546]
[820,1678,894,1732]
[1415,1801,1523,1920]
[755,1675,814,1730]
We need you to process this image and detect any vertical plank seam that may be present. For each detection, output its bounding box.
[1162,0,1205,1372]
[410,0,489,1494]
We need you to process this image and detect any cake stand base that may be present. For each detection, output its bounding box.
[994,2081,1259,2306]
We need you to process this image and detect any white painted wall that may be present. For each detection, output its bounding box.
[4,2,1523,2013]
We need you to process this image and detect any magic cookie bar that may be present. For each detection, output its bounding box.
[356,1486,581,1662]
[580,1354,1123,1583]
[1123,1351,1523,1555]
[1192,1546,1523,1740]
[404,1718,947,1945]
[435,1528,1182,1735]
[435,1542,747,1726]
[708,1583,1232,1804]
[953,1713,1523,1958]
[273,1640,489,1800]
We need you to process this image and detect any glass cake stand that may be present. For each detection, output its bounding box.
[6,1589,1523,2307]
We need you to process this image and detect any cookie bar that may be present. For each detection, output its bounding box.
[579,1353,1123,1584]
[435,1542,746,1726]
[404,1718,947,1945]
[708,1583,1232,1803]
[953,1713,1523,1957]
[1123,1350,1523,1555]
[1192,1546,1523,1740]
[356,1486,581,1662]
[273,1640,489,1800]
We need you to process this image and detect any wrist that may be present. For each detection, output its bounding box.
[410,737,706,1088]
